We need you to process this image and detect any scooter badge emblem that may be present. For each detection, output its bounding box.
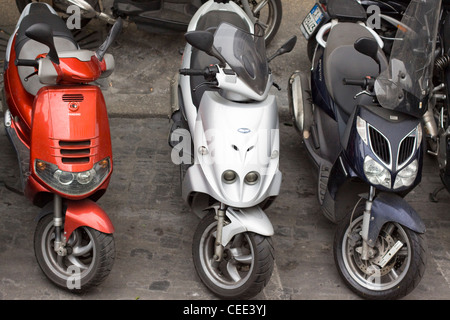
[69,103,79,112]
[238,128,251,134]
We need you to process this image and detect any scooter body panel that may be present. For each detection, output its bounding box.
[182,91,282,208]
[366,192,426,246]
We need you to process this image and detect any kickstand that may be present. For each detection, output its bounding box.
[429,185,445,203]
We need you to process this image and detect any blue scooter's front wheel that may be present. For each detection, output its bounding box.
[333,204,427,300]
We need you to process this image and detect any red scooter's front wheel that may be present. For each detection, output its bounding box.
[34,214,115,292]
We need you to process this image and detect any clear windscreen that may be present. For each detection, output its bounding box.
[374,0,441,117]
[213,22,268,95]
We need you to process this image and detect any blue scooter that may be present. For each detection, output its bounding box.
[288,0,437,299]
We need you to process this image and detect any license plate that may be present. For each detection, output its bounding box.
[300,3,326,40]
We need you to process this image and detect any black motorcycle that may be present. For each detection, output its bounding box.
[15,0,282,44]
[289,0,438,299]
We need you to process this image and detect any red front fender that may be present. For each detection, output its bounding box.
[64,199,114,239]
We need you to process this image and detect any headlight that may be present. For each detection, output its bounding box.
[222,170,237,184]
[34,158,111,196]
[393,159,418,189]
[244,171,259,185]
[364,156,391,188]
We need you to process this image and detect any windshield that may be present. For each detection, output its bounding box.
[374,0,441,118]
[213,22,268,95]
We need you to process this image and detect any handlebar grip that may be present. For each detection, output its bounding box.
[343,78,366,86]
[343,77,375,87]
[179,68,205,76]
[15,59,39,68]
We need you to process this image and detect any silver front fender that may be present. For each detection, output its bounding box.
[211,206,274,246]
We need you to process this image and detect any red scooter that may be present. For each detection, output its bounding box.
[2,2,122,292]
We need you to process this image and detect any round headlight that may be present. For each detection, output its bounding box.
[394,159,418,189]
[222,170,237,184]
[77,169,95,185]
[363,156,391,188]
[244,171,259,185]
[53,170,74,185]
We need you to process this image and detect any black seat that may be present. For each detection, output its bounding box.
[15,3,77,58]
[327,0,367,22]
[14,3,79,95]
[323,23,388,118]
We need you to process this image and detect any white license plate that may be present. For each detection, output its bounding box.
[300,3,325,40]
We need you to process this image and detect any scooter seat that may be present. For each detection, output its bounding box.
[15,3,78,58]
[14,3,79,95]
[323,22,388,118]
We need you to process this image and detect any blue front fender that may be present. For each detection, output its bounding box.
[366,192,426,246]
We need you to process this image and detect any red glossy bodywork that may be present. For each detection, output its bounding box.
[4,33,114,234]
[65,199,115,238]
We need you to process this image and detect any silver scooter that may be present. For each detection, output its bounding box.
[169,0,296,299]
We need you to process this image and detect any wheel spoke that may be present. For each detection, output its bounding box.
[229,248,252,264]
[226,261,242,283]
[253,0,269,15]
[68,255,89,270]
[72,241,93,257]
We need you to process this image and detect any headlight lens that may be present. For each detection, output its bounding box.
[35,157,111,196]
[393,159,418,189]
[222,170,237,184]
[364,156,391,188]
[244,171,259,185]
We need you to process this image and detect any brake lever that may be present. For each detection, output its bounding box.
[193,81,218,92]
[353,90,374,99]
[24,71,38,82]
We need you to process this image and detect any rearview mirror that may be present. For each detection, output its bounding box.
[185,31,226,67]
[354,37,380,71]
[25,23,59,65]
[268,36,297,62]
[96,18,123,61]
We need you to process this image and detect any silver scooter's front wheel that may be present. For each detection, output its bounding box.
[192,213,274,299]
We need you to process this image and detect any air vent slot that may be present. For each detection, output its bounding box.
[59,140,90,147]
[369,126,391,165]
[58,139,91,164]
[62,94,84,102]
[62,157,90,164]
[398,136,415,166]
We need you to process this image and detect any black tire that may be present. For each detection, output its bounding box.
[34,214,115,293]
[334,204,427,300]
[240,0,282,45]
[192,213,274,299]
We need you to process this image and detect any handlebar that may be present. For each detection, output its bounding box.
[343,77,375,88]
[15,59,39,68]
[179,66,220,79]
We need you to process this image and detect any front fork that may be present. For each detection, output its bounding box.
[53,194,67,256]
[360,186,376,261]
[359,186,404,268]
[214,203,226,262]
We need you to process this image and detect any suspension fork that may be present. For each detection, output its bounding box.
[360,186,376,261]
[214,203,227,262]
[53,193,67,256]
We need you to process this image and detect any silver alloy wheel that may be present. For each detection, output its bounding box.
[341,215,412,291]
[40,222,96,281]
[198,221,255,289]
